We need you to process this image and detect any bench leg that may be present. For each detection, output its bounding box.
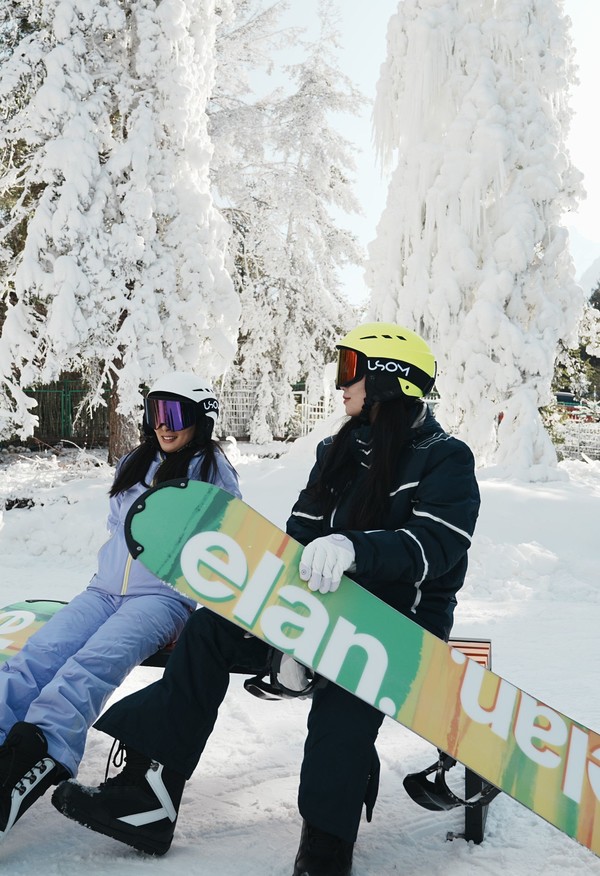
[462,768,489,844]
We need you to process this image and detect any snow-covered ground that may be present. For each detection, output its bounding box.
[1,424,600,875]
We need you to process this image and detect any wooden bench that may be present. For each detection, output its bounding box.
[141,642,177,668]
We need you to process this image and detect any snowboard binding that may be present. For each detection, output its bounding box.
[403,752,501,811]
[243,647,325,700]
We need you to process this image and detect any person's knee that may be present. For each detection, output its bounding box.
[180,609,235,652]
[309,684,384,737]
[184,608,214,635]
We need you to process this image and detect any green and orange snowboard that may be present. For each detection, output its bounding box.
[0,600,66,665]
[124,479,600,858]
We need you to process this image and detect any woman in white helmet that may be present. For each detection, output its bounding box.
[0,372,240,841]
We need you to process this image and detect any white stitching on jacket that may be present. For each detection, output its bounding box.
[413,510,472,542]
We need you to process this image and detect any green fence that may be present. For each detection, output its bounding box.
[24,380,109,447]
[19,379,330,446]
[12,382,600,458]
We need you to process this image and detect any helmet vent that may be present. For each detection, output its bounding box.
[360,333,407,341]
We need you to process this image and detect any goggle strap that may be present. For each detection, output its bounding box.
[336,349,436,395]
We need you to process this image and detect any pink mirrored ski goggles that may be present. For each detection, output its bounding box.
[144,398,196,431]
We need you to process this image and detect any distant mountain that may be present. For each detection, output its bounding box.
[567,225,600,292]
[579,256,600,296]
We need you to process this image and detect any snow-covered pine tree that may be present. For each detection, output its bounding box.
[367,0,584,477]
[553,299,600,398]
[0,0,239,459]
[581,300,600,398]
[210,0,363,441]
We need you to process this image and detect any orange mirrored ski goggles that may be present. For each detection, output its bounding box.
[335,347,368,389]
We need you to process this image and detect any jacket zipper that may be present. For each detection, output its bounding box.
[121,552,133,595]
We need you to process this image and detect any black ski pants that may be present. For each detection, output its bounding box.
[94,608,384,843]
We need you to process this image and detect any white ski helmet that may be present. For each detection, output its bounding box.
[146,372,220,424]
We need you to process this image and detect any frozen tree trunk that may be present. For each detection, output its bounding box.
[107,384,141,465]
[368,0,584,479]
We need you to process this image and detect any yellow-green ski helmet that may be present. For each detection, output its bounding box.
[335,322,437,402]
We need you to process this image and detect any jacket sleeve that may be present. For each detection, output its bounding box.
[187,450,241,499]
[106,453,129,534]
[212,452,242,499]
[285,441,329,546]
[342,439,479,588]
[106,492,121,535]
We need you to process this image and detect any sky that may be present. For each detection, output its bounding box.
[562,0,600,254]
[1,437,600,874]
[287,0,600,304]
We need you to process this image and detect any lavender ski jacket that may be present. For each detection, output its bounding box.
[90,449,241,604]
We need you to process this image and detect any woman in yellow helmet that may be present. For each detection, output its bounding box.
[52,323,479,876]
[283,323,478,875]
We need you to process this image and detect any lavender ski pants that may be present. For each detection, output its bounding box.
[0,588,191,776]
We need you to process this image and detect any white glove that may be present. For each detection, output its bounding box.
[299,534,355,594]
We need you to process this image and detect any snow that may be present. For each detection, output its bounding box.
[1,423,600,874]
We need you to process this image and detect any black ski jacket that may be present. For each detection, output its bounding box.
[286,404,480,640]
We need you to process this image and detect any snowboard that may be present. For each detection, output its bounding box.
[0,600,67,665]
[124,479,600,858]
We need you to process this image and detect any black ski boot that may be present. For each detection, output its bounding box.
[51,745,185,856]
[0,721,69,838]
[293,820,354,876]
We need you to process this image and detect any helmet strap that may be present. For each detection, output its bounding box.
[358,398,375,424]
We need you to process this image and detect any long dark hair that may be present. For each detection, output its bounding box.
[316,396,417,530]
[109,415,223,497]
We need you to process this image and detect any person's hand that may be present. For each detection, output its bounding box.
[299,534,355,594]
